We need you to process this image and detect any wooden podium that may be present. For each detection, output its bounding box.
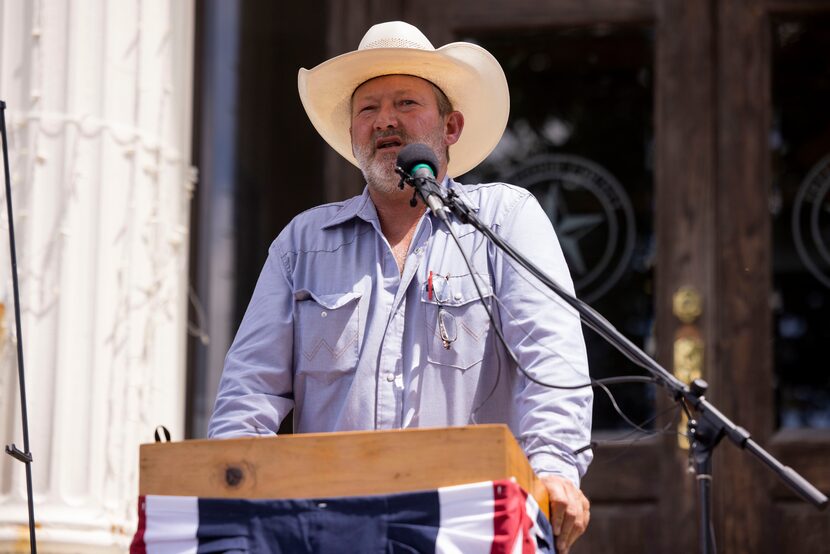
[139,424,550,518]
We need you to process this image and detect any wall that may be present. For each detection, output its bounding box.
[0,1,195,550]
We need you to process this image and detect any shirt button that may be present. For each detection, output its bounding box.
[415,247,424,255]
[321,311,327,318]
[386,373,395,382]
[454,292,463,301]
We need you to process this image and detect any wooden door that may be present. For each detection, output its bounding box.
[321,1,830,552]
[714,1,830,552]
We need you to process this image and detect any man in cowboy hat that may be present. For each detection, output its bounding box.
[209,21,592,552]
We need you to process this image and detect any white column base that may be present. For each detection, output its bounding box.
[0,505,133,553]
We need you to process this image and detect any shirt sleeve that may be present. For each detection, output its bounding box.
[207,240,295,438]
[491,190,593,486]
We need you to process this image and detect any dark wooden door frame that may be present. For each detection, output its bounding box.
[655,0,717,551]
[714,0,773,550]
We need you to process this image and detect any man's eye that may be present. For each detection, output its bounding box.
[400,99,417,106]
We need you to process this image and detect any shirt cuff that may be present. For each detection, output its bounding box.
[529,452,581,488]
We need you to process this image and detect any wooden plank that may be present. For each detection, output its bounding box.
[576,503,661,552]
[715,0,775,552]
[765,0,830,14]
[769,429,830,496]
[140,425,549,517]
[443,0,655,29]
[771,500,830,552]
[581,437,662,501]
[653,0,717,552]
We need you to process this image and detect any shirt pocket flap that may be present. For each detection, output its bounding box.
[295,289,362,309]
[419,275,493,307]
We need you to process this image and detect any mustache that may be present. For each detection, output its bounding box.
[372,129,411,151]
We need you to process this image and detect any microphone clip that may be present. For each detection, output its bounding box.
[395,166,410,190]
[395,166,420,208]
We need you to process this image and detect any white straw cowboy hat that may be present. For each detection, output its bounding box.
[298,21,509,178]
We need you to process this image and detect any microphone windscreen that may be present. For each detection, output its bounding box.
[396,143,439,176]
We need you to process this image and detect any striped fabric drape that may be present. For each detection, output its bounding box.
[131,479,554,553]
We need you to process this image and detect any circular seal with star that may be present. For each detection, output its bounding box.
[792,155,830,288]
[505,154,636,302]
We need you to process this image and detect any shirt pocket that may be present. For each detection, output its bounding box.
[421,276,493,370]
[294,288,362,382]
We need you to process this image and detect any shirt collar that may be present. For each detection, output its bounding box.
[320,176,480,230]
[320,187,377,229]
[445,177,480,213]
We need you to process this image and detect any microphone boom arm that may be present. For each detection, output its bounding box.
[430,184,828,516]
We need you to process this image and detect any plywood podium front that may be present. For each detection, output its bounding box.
[139,424,550,518]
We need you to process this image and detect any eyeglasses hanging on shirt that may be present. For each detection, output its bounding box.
[428,271,457,350]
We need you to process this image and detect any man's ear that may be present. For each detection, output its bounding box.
[444,111,464,147]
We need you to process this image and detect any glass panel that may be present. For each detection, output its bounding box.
[461,26,655,430]
[771,15,830,429]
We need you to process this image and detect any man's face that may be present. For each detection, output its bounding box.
[350,75,451,194]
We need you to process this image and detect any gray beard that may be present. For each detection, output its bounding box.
[360,150,401,194]
[354,130,448,195]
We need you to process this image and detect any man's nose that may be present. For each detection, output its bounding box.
[374,104,398,129]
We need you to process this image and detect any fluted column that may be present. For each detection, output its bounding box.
[0,0,195,550]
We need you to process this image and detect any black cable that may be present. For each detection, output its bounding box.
[410,175,708,505]
[594,380,652,435]
[437,183,688,395]
[434,195,659,394]
[485,266,658,388]
[411,176,675,461]
[579,406,684,467]
[408,173,689,472]
[436,197,594,391]
[490,243,665,382]
[417,174,682,393]
[403,170,828,543]
[571,387,685,457]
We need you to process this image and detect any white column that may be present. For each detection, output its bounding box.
[0,0,195,551]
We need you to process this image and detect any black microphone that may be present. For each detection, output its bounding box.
[396,143,439,180]
[396,144,447,219]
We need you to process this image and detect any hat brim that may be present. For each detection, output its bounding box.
[298,43,509,178]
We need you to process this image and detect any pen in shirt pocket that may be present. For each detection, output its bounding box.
[427,270,434,301]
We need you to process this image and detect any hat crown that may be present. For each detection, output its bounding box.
[299,20,509,177]
[358,21,435,51]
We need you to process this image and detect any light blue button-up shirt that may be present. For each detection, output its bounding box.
[208,179,593,485]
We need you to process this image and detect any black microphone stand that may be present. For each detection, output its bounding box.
[402,172,827,554]
[1,100,38,553]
